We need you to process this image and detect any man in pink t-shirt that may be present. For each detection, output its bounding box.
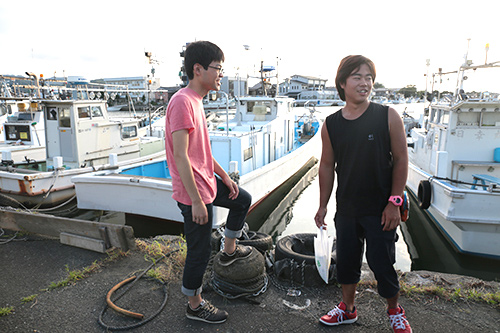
[165,41,252,324]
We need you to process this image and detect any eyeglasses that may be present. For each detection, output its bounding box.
[207,65,224,74]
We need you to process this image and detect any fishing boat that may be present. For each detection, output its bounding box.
[0,98,46,162]
[0,98,165,209]
[406,56,500,259]
[72,96,322,227]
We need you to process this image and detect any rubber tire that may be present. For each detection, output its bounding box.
[213,247,265,281]
[211,230,272,253]
[417,180,431,209]
[238,232,273,253]
[211,223,249,251]
[274,233,316,265]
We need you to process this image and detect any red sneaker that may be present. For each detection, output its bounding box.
[319,301,357,326]
[388,305,412,333]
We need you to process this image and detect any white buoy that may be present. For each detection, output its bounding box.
[53,156,63,169]
[2,151,12,161]
[109,153,118,166]
[229,161,238,173]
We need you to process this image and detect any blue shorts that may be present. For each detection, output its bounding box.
[334,213,400,299]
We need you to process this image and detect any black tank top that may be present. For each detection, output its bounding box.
[325,102,393,216]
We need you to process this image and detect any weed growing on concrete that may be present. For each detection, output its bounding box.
[399,280,500,308]
[0,306,14,317]
[21,294,38,304]
[44,248,127,291]
[136,236,187,282]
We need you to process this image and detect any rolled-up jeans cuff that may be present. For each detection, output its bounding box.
[224,228,242,239]
[181,285,202,297]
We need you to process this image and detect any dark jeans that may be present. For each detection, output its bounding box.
[178,177,251,296]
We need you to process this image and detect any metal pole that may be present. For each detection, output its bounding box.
[220,91,230,136]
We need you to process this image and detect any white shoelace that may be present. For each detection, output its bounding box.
[327,306,346,322]
[389,312,408,330]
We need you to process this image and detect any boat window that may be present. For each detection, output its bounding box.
[247,101,271,115]
[78,106,91,119]
[440,111,449,125]
[17,113,35,121]
[47,107,58,121]
[0,104,8,116]
[121,125,138,139]
[91,106,103,117]
[244,147,253,161]
[481,112,500,127]
[429,108,436,123]
[436,110,442,123]
[59,108,71,127]
[457,112,479,126]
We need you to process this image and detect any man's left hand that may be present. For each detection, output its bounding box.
[381,203,401,231]
[223,177,239,200]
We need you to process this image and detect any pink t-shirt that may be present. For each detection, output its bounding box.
[165,87,217,205]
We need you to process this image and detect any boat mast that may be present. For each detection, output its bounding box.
[454,38,471,102]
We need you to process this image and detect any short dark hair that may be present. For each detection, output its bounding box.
[184,41,225,80]
[335,55,376,101]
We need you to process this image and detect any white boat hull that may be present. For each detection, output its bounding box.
[73,128,321,226]
[0,151,166,207]
[407,163,500,259]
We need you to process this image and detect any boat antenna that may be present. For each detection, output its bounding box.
[260,60,267,96]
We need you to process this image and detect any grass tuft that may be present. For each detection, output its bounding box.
[135,236,187,282]
[21,294,38,304]
[0,306,14,317]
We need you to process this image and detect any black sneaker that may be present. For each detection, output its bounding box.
[186,300,228,324]
[219,245,252,266]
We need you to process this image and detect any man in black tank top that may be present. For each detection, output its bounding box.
[315,55,412,333]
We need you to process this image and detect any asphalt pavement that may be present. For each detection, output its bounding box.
[1,231,499,332]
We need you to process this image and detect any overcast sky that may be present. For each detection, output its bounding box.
[1,0,498,92]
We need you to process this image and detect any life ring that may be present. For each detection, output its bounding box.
[417,180,431,209]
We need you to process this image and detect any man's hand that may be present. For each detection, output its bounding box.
[314,207,328,229]
[381,203,401,231]
[222,177,239,200]
[192,201,208,225]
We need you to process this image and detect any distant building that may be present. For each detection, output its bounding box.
[279,75,328,98]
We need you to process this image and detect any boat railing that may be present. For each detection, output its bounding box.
[210,125,266,138]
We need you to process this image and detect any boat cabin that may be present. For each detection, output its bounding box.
[210,96,297,176]
[409,100,500,182]
[1,100,45,146]
[43,99,143,170]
